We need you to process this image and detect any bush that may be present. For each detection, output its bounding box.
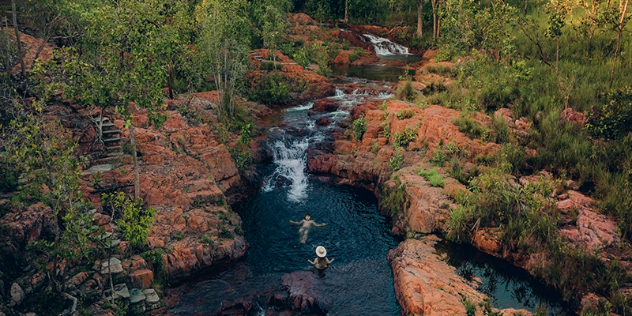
[587,86,632,139]
[397,81,416,101]
[418,168,444,187]
[396,108,415,120]
[103,192,157,249]
[381,176,407,216]
[352,115,368,141]
[390,147,404,171]
[141,249,165,273]
[248,72,290,105]
[393,126,417,148]
[453,111,490,140]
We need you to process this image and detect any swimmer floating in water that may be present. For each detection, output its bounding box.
[289,214,326,244]
[308,246,334,270]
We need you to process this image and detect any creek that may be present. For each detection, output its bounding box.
[166,37,572,316]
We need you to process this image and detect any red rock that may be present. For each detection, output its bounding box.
[315,117,332,127]
[312,99,339,112]
[388,236,487,316]
[473,228,502,255]
[333,52,350,64]
[560,107,586,125]
[68,272,89,287]
[129,269,154,289]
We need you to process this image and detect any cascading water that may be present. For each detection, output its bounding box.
[262,137,310,202]
[364,33,411,56]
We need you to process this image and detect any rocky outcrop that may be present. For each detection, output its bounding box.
[388,236,531,316]
[9,32,55,75]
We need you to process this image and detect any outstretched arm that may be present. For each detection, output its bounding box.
[289,220,303,225]
[314,222,327,227]
[308,259,316,265]
[326,258,334,264]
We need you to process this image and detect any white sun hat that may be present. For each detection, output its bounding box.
[316,246,327,258]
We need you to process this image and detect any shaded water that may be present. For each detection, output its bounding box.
[436,241,574,315]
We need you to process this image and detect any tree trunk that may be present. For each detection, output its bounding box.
[417,0,423,37]
[431,0,438,41]
[129,123,140,199]
[556,36,560,75]
[167,63,174,99]
[345,0,349,22]
[11,0,25,77]
[610,0,629,88]
[4,18,12,76]
[524,0,529,16]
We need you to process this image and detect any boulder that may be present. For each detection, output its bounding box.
[129,288,146,304]
[129,269,154,289]
[10,283,25,306]
[100,257,124,275]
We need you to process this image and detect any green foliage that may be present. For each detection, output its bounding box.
[587,86,632,139]
[417,168,444,187]
[352,115,368,141]
[396,108,416,120]
[431,149,447,165]
[235,226,244,236]
[381,176,407,216]
[248,72,291,105]
[462,298,477,316]
[219,226,235,239]
[103,192,157,249]
[453,111,489,140]
[389,147,405,171]
[141,249,165,273]
[393,126,418,148]
[397,81,416,101]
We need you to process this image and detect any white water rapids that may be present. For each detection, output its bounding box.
[363,34,411,56]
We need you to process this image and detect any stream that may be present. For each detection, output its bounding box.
[166,35,573,316]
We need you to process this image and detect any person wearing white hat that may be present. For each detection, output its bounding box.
[289,214,327,244]
[308,246,334,270]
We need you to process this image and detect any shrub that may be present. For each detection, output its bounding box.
[103,192,157,249]
[393,126,417,148]
[587,86,632,139]
[352,115,368,141]
[381,176,407,216]
[397,81,416,101]
[418,168,444,187]
[141,249,165,273]
[453,111,490,140]
[248,72,290,105]
[390,147,404,171]
[396,108,415,120]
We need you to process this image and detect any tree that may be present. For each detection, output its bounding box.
[196,0,251,118]
[610,0,630,87]
[417,0,424,36]
[2,100,99,292]
[545,3,567,74]
[11,0,26,77]
[103,192,157,250]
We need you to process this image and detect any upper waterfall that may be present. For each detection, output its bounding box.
[363,34,411,56]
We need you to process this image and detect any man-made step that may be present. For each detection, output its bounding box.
[102,129,121,135]
[94,117,110,123]
[107,152,124,157]
[107,145,122,151]
[101,123,116,128]
[103,138,120,143]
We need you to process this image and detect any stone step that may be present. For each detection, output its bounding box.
[93,155,133,166]
[107,152,124,157]
[103,138,120,143]
[107,145,122,151]
[102,129,120,135]
[101,123,116,128]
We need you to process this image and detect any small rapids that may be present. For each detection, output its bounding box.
[363,33,411,56]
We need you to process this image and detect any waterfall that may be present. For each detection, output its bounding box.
[262,137,310,202]
[363,34,411,56]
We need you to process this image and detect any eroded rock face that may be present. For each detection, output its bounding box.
[558,191,619,250]
[388,236,486,316]
[388,236,532,316]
